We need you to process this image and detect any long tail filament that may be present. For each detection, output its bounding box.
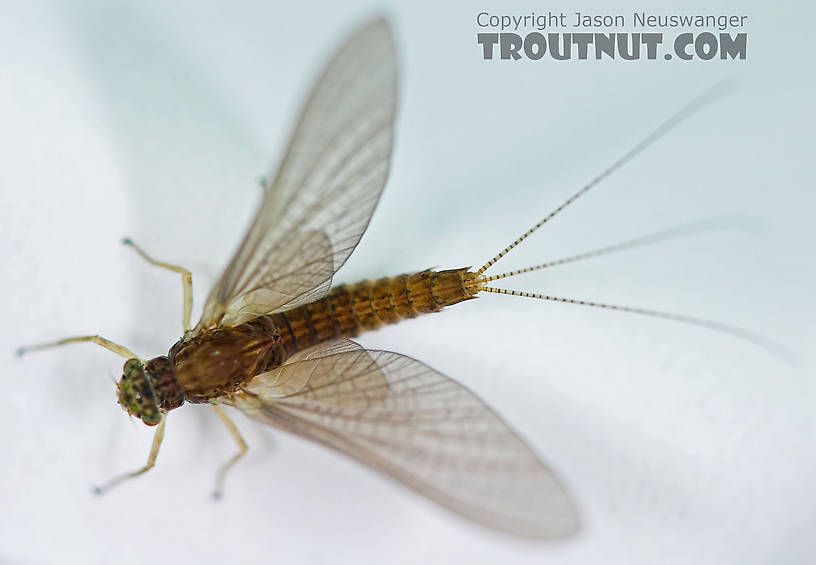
[476,84,730,276]
[481,216,754,283]
[474,85,795,361]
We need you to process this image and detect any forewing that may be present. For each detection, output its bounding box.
[199,19,397,329]
[240,339,387,403]
[215,230,334,327]
[229,349,578,539]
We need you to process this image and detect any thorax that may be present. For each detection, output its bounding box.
[169,322,286,402]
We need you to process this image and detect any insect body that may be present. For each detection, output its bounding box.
[140,268,479,410]
[19,17,770,540]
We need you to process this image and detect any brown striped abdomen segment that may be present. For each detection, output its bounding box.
[267,267,481,353]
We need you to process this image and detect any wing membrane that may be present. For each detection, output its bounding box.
[215,230,334,327]
[239,339,387,404]
[199,19,397,329]
[230,349,578,539]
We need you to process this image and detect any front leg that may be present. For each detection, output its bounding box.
[93,414,167,495]
[123,238,193,333]
[16,335,140,360]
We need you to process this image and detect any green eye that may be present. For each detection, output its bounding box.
[124,358,143,376]
[139,409,162,426]
[117,359,161,426]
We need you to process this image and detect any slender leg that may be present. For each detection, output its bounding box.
[16,335,139,360]
[212,405,249,500]
[93,414,167,495]
[123,238,193,333]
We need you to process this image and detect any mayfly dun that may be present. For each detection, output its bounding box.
[17,18,781,539]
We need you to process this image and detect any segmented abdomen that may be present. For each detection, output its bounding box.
[265,267,479,355]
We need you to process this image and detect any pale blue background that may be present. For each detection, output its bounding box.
[1,1,814,564]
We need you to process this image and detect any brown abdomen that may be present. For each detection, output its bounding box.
[266,267,479,354]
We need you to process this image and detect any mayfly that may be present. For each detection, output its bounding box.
[17,18,775,539]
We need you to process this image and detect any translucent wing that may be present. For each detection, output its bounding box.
[248,339,387,402]
[198,19,397,329]
[229,348,579,539]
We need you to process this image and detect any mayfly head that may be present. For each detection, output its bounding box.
[117,359,162,426]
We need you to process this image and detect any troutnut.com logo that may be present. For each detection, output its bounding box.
[476,12,748,61]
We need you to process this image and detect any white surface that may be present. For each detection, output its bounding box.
[1,1,814,564]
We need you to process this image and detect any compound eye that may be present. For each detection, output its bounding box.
[140,411,162,426]
[123,358,142,376]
